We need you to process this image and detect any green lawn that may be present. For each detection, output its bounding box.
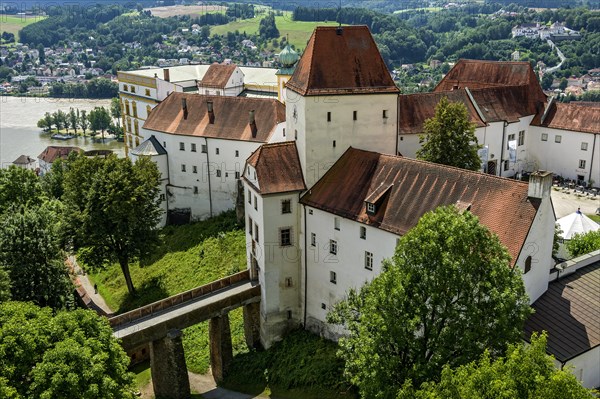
[211,13,342,50]
[0,15,46,41]
[588,214,600,224]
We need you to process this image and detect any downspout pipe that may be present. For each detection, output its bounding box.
[589,134,597,187]
[303,203,308,327]
[204,137,213,218]
[500,121,508,176]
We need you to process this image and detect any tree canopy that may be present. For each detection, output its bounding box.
[328,206,531,398]
[397,333,595,399]
[566,230,600,258]
[416,97,481,171]
[63,155,162,294]
[0,301,135,399]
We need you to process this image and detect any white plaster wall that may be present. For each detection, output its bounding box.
[302,206,399,340]
[397,134,421,158]
[563,347,600,389]
[156,79,183,101]
[501,115,535,178]
[287,92,398,188]
[517,192,555,303]
[129,152,169,225]
[528,126,599,183]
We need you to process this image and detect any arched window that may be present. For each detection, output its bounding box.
[129,135,133,148]
[132,101,138,118]
[127,117,132,133]
[125,100,130,116]
[524,256,532,274]
[134,120,139,135]
[146,105,152,116]
[135,137,140,147]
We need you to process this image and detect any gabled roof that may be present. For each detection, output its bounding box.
[469,85,539,123]
[37,146,82,163]
[13,155,36,165]
[524,262,600,362]
[286,26,399,96]
[199,63,238,88]
[130,135,167,156]
[301,147,541,264]
[143,92,285,143]
[245,142,305,195]
[531,101,600,134]
[398,90,486,134]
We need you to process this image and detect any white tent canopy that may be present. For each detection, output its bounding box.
[557,210,600,240]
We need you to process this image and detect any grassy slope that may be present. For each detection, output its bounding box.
[210,13,341,50]
[0,15,47,40]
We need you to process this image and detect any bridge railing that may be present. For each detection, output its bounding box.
[109,269,250,328]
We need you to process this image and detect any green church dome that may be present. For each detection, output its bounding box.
[279,44,299,68]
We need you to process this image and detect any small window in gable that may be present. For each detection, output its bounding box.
[366,202,376,214]
[524,256,532,274]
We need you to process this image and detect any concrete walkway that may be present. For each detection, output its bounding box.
[550,188,600,219]
[69,255,114,316]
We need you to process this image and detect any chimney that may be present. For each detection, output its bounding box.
[249,110,257,137]
[452,84,459,90]
[527,170,553,199]
[207,100,215,124]
[163,68,170,82]
[182,98,188,120]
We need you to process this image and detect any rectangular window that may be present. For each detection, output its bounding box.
[581,142,588,151]
[353,110,357,121]
[159,194,166,201]
[360,226,366,239]
[280,228,292,247]
[130,86,135,93]
[283,128,286,137]
[327,111,331,122]
[365,251,373,270]
[248,216,252,233]
[366,203,376,213]
[504,160,509,171]
[285,278,293,288]
[555,135,562,143]
[235,150,239,157]
[216,148,220,155]
[163,141,166,148]
[334,217,340,231]
[123,84,128,92]
[330,271,337,284]
[191,143,197,152]
[333,140,336,148]
[309,209,313,215]
[579,160,586,169]
[329,240,337,255]
[541,133,548,141]
[235,171,240,179]
[248,189,251,204]
[281,199,291,214]
[518,130,525,146]
[193,186,198,194]
[507,134,515,149]
[179,142,185,151]
[254,223,259,243]
[145,88,151,96]
[181,164,186,172]
[201,144,207,153]
[254,196,257,211]
[192,165,198,174]
[383,110,388,119]
[216,170,221,177]
[311,233,316,247]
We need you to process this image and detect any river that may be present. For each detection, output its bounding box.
[0,96,125,168]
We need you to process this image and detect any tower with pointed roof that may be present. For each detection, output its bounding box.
[284,25,400,188]
[275,43,299,104]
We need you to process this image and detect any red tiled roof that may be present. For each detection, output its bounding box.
[524,262,600,362]
[143,92,285,143]
[199,64,238,88]
[531,101,600,134]
[286,26,399,96]
[37,146,82,163]
[469,85,540,123]
[436,59,546,104]
[398,90,486,134]
[301,147,541,264]
[245,142,306,195]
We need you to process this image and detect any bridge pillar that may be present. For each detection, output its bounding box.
[209,313,233,383]
[243,302,261,349]
[150,329,191,399]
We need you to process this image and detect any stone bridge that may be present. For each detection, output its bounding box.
[110,270,260,399]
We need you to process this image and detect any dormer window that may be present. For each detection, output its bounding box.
[366,202,376,214]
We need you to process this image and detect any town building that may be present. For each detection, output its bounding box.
[12,155,36,170]
[37,146,82,175]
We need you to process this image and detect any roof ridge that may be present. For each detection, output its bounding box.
[304,28,318,96]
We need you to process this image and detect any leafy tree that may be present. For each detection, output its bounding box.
[37,44,45,64]
[0,267,10,303]
[328,206,531,398]
[259,13,279,40]
[541,73,554,90]
[0,202,74,309]
[416,97,481,171]
[397,333,595,399]
[68,107,78,132]
[0,301,135,398]
[37,115,51,132]
[110,97,122,130]
[64,156,162,294]
[566,230,600,258]
[78,109,89,135]
[559,78,568,91]
[88,106,112,139]
[0,166,45,215]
